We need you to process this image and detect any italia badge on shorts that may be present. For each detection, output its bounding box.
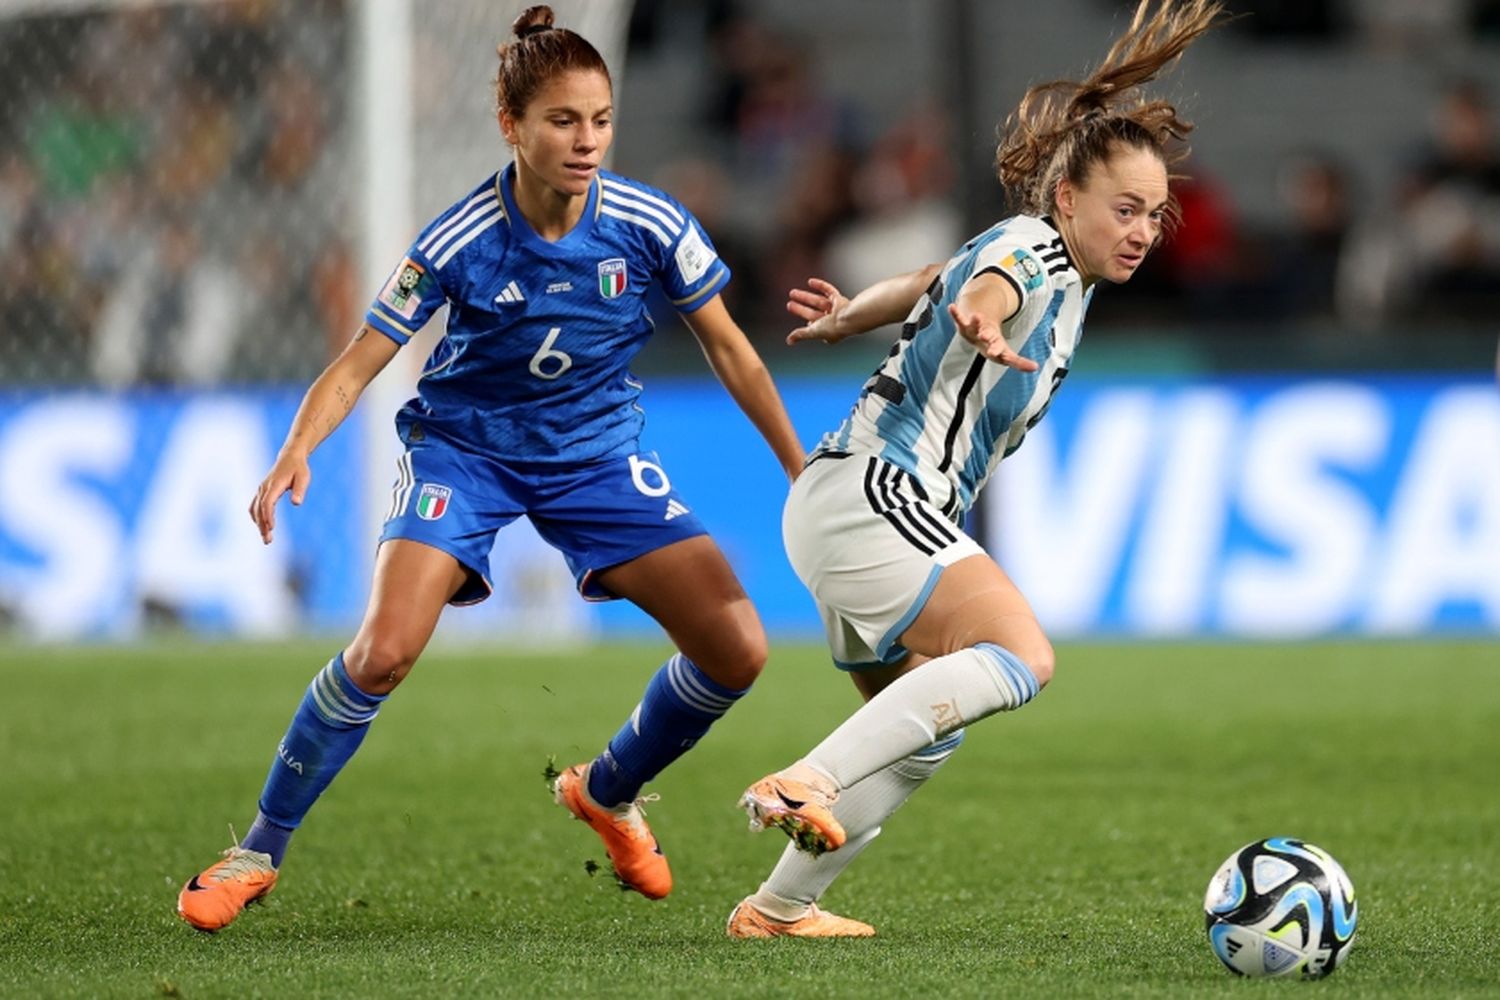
[598,258,627,298]
[415,483,452,521]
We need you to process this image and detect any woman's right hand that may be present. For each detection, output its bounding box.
[785,278,856,346]
[250,451,312,545]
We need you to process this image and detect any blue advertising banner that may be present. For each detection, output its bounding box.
[0,391,367,639]
[1,375,1495,642]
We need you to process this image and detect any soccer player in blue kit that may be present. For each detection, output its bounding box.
[177,5,804,931]
[727,0,1224,938]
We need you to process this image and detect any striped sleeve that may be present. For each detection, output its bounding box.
[602,177,730,313]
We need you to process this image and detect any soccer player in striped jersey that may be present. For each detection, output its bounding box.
[176,6,805,931]
[728,0,1224,939]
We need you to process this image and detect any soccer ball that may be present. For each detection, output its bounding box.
[1203,837,1358,979]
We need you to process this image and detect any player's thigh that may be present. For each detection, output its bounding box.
[379,441,521,607]
[344,539,469,694]
[597,534,766,690]
[898,553,1054,685]
[785,454,985,666]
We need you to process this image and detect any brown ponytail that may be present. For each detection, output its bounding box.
[995,0,1225,226]
[495,5,611,118]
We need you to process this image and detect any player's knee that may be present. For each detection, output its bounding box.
[690,619,767,691]
[343,636,421,695]
[1024,641,1055,690]
[1014,638,1054,690]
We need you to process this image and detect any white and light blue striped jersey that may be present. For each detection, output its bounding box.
[815,214,1092,517]
[363,163,730,464]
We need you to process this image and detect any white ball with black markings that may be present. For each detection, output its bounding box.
[1203,837,1358,979]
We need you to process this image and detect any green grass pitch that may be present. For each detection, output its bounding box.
[3,640,1497,998]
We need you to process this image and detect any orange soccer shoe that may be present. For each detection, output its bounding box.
[177,845,278,932]
[726,897,875,939]
[552,762,672,900]
[739,769,846,856]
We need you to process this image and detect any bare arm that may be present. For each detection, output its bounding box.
[947,272,1038,370]
[785,263,943,346]
[680,295,805,481]
[250,324,401,543]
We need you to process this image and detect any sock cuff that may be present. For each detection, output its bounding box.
[911,727,966,762]
[974,643,1041,707]
[665,653,747,715]
[307,652,385,727]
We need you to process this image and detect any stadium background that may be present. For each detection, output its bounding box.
[1,0,1497,644]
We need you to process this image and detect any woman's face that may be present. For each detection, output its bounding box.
[1055,144,1169,285]
[502,69,613,197]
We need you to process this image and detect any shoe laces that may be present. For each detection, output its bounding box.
[208,822,273,880]
[608,793,661,838]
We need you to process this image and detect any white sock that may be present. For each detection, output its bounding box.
[753,731,964,914]
[804,643,1039,789]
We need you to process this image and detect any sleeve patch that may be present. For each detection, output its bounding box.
[377,257,431,321]
[674,225,718,286]
[1000,250,1045,293]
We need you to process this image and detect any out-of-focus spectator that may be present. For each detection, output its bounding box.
[1,2,349,386]
[1266,152,1353,323]
[91,210,246,387]
[824,105,962,297]
[1339,79,1500,327]
[1112,170,1244,324]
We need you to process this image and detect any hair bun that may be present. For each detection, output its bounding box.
[513,5,555,39]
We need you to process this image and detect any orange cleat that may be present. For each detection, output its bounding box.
[739,771,846,856]
[177,845,278,932]
[726,897,875,939]
[552,762,672,900]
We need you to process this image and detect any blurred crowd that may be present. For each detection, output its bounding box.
[2,0,1499,388]
[627,0,1500,343]
[0,0,352,387]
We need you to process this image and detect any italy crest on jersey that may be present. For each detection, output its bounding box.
[598,258,628,299]
[415,483,452,520]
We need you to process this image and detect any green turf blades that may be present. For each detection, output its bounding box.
[2,640,1497,997]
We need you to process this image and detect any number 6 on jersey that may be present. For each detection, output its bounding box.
[529,326,572,380]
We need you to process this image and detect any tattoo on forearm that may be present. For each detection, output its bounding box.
[335,384,353,415]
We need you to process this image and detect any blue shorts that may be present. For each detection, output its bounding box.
[378,436,708,605]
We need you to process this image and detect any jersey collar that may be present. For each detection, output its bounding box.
[1039,214,1082,278]
[497,161,601,252]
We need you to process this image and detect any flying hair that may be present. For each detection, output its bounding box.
[495,5,611,118]
[995,0,1225,227]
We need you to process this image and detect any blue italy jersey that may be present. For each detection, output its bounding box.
[816,214,1093,517]
[363,164,731,463]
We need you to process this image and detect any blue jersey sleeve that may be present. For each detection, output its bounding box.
[365,248,447,345]
[656,203,731,314]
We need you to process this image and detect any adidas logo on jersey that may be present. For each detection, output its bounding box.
[494,280,525,304]
[664,499,690,521]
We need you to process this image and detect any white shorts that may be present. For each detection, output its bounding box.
[783,452,985,669]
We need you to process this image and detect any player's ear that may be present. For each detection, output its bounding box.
[498,110,518,146]
[1054,176,1076,219]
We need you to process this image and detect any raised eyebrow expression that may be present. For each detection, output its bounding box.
[1117,191,1168,214]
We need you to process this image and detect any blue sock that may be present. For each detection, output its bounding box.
[587,653,749,807]
[242,812,293,868]
[243,652,386,866]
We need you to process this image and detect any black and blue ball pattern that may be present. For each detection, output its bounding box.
[1203,837,1358,979]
